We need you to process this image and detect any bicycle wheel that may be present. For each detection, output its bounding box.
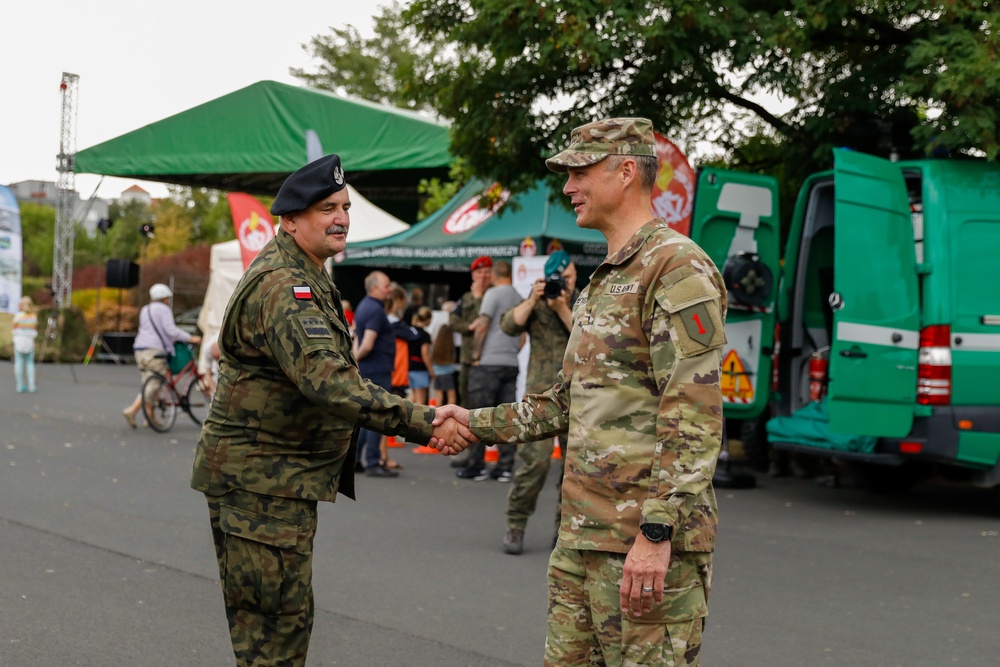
[181,374,213,426]
[142,373,179,432]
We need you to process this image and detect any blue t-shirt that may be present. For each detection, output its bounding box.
[354,295,395,377]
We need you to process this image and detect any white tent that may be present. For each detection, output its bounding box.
[196,185,409,371]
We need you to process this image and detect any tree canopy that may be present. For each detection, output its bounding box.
[297,1,999,191]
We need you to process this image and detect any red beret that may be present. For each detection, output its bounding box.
[470,256,493,271]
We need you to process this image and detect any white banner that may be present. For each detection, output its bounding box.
[0,185,22,314]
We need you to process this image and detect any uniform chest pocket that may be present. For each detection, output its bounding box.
[656,273,726,358]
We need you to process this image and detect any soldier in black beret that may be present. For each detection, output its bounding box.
[192,154,476,666]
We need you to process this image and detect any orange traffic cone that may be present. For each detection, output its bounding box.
[387,435,404,448]
[551,436,562,460]
[485,445,499,463]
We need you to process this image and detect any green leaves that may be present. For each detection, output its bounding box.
[295,0,999,190]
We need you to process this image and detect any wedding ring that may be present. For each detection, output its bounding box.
[642,586,654,592]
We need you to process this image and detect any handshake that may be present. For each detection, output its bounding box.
[429,404,480,456]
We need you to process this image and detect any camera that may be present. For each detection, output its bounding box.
[544,274,566,300]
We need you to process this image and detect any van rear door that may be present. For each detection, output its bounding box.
[828,150,919,436]
[690,168,780,419]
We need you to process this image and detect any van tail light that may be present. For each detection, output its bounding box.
[917,325,951,406]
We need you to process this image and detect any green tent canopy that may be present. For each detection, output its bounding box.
[336,180,608,269]
[74,80,452,198]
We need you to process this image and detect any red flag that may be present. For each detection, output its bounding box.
[226,193,277,270]
[651,133,695,237]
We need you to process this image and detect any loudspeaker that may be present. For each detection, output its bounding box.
[106,259,139,289]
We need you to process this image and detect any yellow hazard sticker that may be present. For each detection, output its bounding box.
[721,349,754,402]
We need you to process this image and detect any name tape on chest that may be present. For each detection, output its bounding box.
[607,283,639,295]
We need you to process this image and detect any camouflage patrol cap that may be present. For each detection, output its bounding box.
[545,118,656,172]
[271,154,348,216]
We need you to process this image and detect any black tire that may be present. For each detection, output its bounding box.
[181,375,212,426]
[142,373,178,433]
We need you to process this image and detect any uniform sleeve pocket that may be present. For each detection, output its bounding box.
[219,504,299,549]
[656,274,726,358]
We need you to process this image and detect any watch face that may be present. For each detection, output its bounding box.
[642,524,670,542]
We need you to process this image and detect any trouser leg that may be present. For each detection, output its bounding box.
[207,491,318,667]
[463,365,494,469]
[358,428,382,469]
[506,438,554,529]
[14,352,25,390]
[25,350,35,390]
[493,366,519,471]
[580,550,712,667]
[359,372,392,468]
[544,546,602,666]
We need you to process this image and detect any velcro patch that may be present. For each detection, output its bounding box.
[293,285,313,300]
[295,314,332,339]
[679,302,716,346]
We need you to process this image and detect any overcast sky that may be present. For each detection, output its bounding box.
[0,0,385,200]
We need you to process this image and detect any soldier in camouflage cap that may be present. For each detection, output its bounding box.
[191,154,473,667]
[435,118,726,666]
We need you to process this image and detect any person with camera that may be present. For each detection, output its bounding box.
[497,250,578,554]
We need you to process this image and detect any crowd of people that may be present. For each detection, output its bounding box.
[345,253,573,552]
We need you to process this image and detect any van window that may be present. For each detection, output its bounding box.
[904,172,924,264]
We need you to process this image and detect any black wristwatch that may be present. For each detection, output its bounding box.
[640,523,673,544]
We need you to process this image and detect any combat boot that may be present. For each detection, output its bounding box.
[503,527,524,555]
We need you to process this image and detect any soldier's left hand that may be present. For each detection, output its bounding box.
[620,535,671,618]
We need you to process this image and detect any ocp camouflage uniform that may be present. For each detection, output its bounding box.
[191,229,436,667]
[470,219,726,667]
[498,288,578,536]
[449,290,484,405]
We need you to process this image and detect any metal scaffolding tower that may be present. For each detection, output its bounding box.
[53,72,79,310]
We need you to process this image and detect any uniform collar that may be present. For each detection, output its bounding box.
[276,229,332,285]
[602,218,666,267]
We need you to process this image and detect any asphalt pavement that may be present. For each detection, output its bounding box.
[1,360,998,666]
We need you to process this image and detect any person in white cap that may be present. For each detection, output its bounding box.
[121,283,201,427]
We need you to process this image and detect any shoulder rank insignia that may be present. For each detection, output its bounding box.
[293,285,313,300]
[295,314,332,339]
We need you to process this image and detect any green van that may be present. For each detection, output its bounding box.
[692,149,1000,494]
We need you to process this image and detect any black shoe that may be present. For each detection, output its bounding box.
[490,467,513,482]
[455,466,488,480]
[449,456,470,469]
[366,465,399,478]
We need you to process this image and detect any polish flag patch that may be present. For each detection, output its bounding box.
[293,285,313,300]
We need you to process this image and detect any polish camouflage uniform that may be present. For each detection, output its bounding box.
[468,118,726,667]
[498,285,578,537]
[191,228,437,667]
[449,290,485,404]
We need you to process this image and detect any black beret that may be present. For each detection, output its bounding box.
[270,154,347,216]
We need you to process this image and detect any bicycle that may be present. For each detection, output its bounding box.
[141,343,213,433]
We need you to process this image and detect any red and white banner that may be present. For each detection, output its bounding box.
[651,133,695,237]
[226,193,277,270]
